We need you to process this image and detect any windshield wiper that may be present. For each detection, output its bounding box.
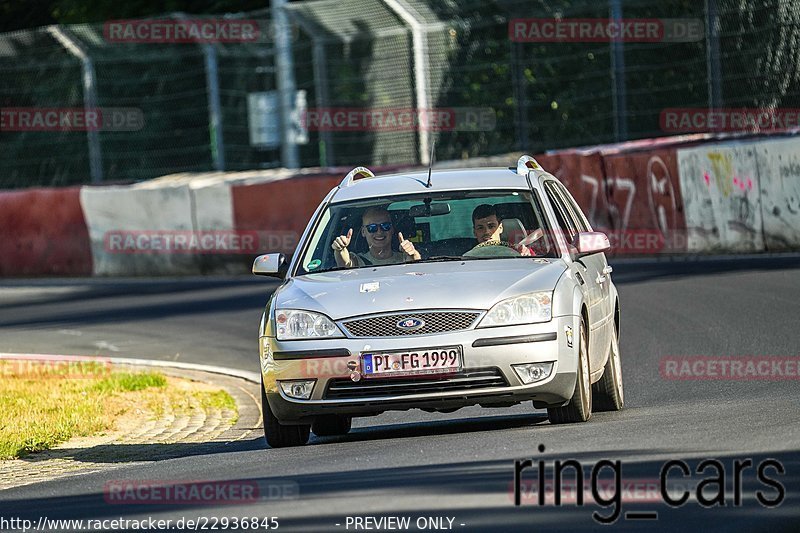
[303,265,352,275]
[422,255,467,262]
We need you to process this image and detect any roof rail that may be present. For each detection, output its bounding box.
[516,155,542,176]
[340,166,375,187]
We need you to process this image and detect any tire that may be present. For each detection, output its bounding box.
[592,325,624,412]
[312,415,352,437]
[548,318,592,424]
[261,378,310,448]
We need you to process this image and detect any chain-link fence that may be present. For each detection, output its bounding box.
[2,0,800,188]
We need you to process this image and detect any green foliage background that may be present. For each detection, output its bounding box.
[1,0,799,188]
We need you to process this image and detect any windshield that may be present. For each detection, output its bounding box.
[294,189,558,276]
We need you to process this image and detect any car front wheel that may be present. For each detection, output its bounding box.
[592,325,624,411]
[261,378,310,448]
[548,318,592,424]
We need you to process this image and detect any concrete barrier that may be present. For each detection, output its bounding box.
[754,137,800,250]
[0,187,91,276]
[677,142,764,252]
[603,148,688,253]
[231,174,342,256]
[4,134,800,277]
[80,183,199,275]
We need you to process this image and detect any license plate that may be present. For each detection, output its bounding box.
[361,347,462,378]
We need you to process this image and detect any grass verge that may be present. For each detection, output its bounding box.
[0,360,236,460]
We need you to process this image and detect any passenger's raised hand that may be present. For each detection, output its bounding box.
[332,228,355,267]
[398,232,421,261]
[332,228,353,251]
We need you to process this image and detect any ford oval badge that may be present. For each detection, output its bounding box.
[397,317,425,331]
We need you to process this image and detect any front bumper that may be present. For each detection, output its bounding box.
[260,315,580,423]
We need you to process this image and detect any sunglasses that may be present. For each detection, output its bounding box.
[364,222,393,233]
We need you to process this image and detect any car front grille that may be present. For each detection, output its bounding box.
[341,311,480,338]
[324,368,507,400]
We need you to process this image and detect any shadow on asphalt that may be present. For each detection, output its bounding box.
[312,412,550,446]
[610,255,800,284]
[16,412,551,464]
[15,437,266,465]
[0,286,270,328]
[2,450,796,532]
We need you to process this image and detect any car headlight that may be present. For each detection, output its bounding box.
[478,291,552,327]
[275,309,343,340]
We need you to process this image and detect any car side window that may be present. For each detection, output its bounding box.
[553,182,590,232]
[544,181,579,243]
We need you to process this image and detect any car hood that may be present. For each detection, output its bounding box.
[274,259,566,320]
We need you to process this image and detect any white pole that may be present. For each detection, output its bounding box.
[382,0,431,165]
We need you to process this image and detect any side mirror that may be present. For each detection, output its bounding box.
[253,253,288,278]
[573,231,610,257]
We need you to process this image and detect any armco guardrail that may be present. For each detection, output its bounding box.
[1,134,799,276]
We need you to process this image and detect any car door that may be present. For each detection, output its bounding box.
[542,181,607,371]
[551,181,613,359]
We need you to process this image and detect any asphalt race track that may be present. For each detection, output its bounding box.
[1,256,799,532]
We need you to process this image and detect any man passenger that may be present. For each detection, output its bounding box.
[332,207,421,267]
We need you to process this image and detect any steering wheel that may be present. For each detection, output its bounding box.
[478,240,515,249]
[463,240,521,258]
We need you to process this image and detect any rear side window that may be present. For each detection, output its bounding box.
[554,182,591,232]
[544,181,579,243]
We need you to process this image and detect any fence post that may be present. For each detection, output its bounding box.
[510,40,529,151]
[705,0,723,109]
[609,0,628,142]
[172,13,226,171]
[383,0,432,165]
[273,0,300,169]
[203,45,226,171]
[287,11,334,168]
[47,26,103,184]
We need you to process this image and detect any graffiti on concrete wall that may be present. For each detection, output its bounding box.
[604,176,636,234]
[646,155,679,240]
[755,138,800,249]
[677,145,764,252]
[599,151,686,253]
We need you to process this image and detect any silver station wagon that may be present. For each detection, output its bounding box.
[254,156,623,447]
